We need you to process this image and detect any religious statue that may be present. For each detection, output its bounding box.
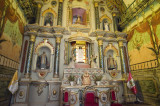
[68,57,75,68]
[82,72,91,85]
[37,52,49,69]
[75,16,81,24]
[103,20,110,31]
[90,55,98,68]
[107,55,117,70]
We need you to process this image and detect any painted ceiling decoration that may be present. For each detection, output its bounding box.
[17,0,36,19]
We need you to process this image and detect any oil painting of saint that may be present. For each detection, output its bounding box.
[44,13,54,26]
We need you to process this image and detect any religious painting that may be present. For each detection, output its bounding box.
[76,45,86,63]
[99,92,108,104]
[139,80,157,95]
[72,8,86,25]
[36,47,50,70]
[44,13,54,26]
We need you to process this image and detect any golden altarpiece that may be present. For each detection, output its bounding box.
[12,0,134,106]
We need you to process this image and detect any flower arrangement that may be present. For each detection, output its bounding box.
[92,74,103,81]
[68,74,75,81]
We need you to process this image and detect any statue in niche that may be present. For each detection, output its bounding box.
[82,71,91,85]
[37,51,49,69]
[107,55,117,70]
[90,55,98,68]
[103,19,110,31]
[71,44,76,61]
[72,8,86,25]
[44,13,53,26]
[68,57,75,68]
[75,16,82,24]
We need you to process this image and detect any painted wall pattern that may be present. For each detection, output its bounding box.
[127,10,160,65]
[0,0,24,63]
[0,0,25,105]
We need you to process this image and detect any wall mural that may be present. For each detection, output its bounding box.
[0,2,24,63]
[0,1,25,105]
[139,80,156,95]
[127,10,160,65]
[127,25,155,65]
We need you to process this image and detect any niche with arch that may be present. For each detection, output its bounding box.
[33,40,54,72]
[36,47,51,69]
[100,15,112,31]
[104,43,119,71]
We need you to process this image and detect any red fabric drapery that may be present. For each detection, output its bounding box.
[127,21,154,46]
[64,91,69,102]
[111,90,116,101]
[151,11,160,45]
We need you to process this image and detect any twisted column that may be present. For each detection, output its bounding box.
[25,35,36,78]
[97,39,104,72]
[57,0,63,26]
[53,37,61,78]
[94,2,100,29]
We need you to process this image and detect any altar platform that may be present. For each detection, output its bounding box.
[61,85,117,106]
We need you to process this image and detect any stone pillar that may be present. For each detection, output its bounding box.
[25,35,36,78]
[94,1,100,29]
[97,38,104,72]
[57,0,63,26]
[53,37,61,78]
[35,1,43,24]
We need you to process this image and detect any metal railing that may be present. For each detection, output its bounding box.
[0,54,19,69]
[130,59,159,71]
[120,0,155,27]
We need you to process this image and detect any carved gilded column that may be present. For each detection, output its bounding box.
[97,38,104,72]
[25,35,36,78]
[112,8,119,32]
[94,1,100,29]
[57,0,63,26]
[0,0,9,35]
[118,41,127,77]
[35,1,43,24]
[118,40,128,102]
[53,37,61,78]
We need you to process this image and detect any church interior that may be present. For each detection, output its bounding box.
[0,0,160,106]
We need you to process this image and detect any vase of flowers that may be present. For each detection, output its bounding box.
[68,74,75,86]
[93,74,103,86]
